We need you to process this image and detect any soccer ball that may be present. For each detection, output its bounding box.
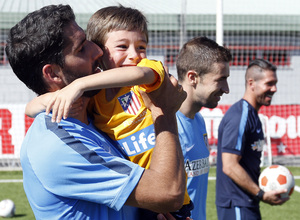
[0,199,15,218]
[259,165,295,198]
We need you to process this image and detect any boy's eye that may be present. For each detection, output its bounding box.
[117,45,128,49]
[138,46,146,50]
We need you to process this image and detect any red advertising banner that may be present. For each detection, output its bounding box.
[0,104,299,159]
[201,104,300,157]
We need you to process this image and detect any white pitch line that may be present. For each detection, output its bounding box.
[0,179,23,183]
[294,185,300,193]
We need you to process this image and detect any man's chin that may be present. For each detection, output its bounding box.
[82,89,101,97]
[205,101,219,109]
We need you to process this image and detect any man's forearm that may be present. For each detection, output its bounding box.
[126,114,185,213]
[126,73,186,213]
[222,153,260,196]
[151,113,185,189]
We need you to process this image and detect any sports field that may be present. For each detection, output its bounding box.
[0,167,299,219]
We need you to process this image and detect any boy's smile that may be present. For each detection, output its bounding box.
[100,30,147,70]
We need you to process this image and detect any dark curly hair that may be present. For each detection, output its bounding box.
[5,4,75,95]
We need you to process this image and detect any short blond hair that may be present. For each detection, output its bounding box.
[86,5,148,48]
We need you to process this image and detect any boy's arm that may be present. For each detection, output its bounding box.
[49,62,162,122]
[73,59,164,92]
[136,59,165,92]
[74,65,158,91]
[25,93,55,118]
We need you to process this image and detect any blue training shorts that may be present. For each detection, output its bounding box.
[216,205,261,220]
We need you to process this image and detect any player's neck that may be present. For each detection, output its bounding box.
[72,97,90,125]
[179,98,199,119]
[242,95,260,112]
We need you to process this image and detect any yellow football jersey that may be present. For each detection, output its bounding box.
[89,59,164,168]
[88,59,190,205]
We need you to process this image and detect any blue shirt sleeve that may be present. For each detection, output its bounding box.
[26,114,144,211]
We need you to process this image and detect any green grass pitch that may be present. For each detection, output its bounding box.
[0,167,299,219]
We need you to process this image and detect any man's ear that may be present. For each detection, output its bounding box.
[42,64,62,83]
[187,70,198,86]
[42,64,65,90]
[247,78,255,90]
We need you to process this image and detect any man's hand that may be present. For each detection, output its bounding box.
[140,72,186,120]
[127,72,186,213]
[262,189,289,205]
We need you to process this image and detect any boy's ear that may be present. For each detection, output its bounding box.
[42,64,65,90]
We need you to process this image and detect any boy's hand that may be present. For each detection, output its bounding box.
[46,80,84,122]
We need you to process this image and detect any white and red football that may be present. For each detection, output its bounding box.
[259,165,295,198]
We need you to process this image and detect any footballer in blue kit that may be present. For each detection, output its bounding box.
[215,59,288,220]
[175,36,232,220]
[176,111,210,220]
[21,113,144,220]
[216,99,264,215]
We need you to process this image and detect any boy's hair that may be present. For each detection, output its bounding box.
[5,4,75,95]
[176,36,232,82]
[86,5,148,48]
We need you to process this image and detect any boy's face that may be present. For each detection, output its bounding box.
[100,30,147,70]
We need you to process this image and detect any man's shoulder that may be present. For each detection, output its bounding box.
[28,112,49,130]
[224,99,248,116]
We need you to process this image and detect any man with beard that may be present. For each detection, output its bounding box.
[5,4,186,220]
[175,36,231,220]
[216,59,288,220]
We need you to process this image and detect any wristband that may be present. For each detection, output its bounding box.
[254,189,265,201]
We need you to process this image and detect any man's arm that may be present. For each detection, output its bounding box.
[125,73,187,213]
[222,152,288,205]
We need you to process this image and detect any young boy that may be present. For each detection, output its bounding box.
[26,6,193,219]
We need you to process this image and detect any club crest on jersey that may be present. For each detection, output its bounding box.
[118,91,141,115]
[251,139,264,151]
